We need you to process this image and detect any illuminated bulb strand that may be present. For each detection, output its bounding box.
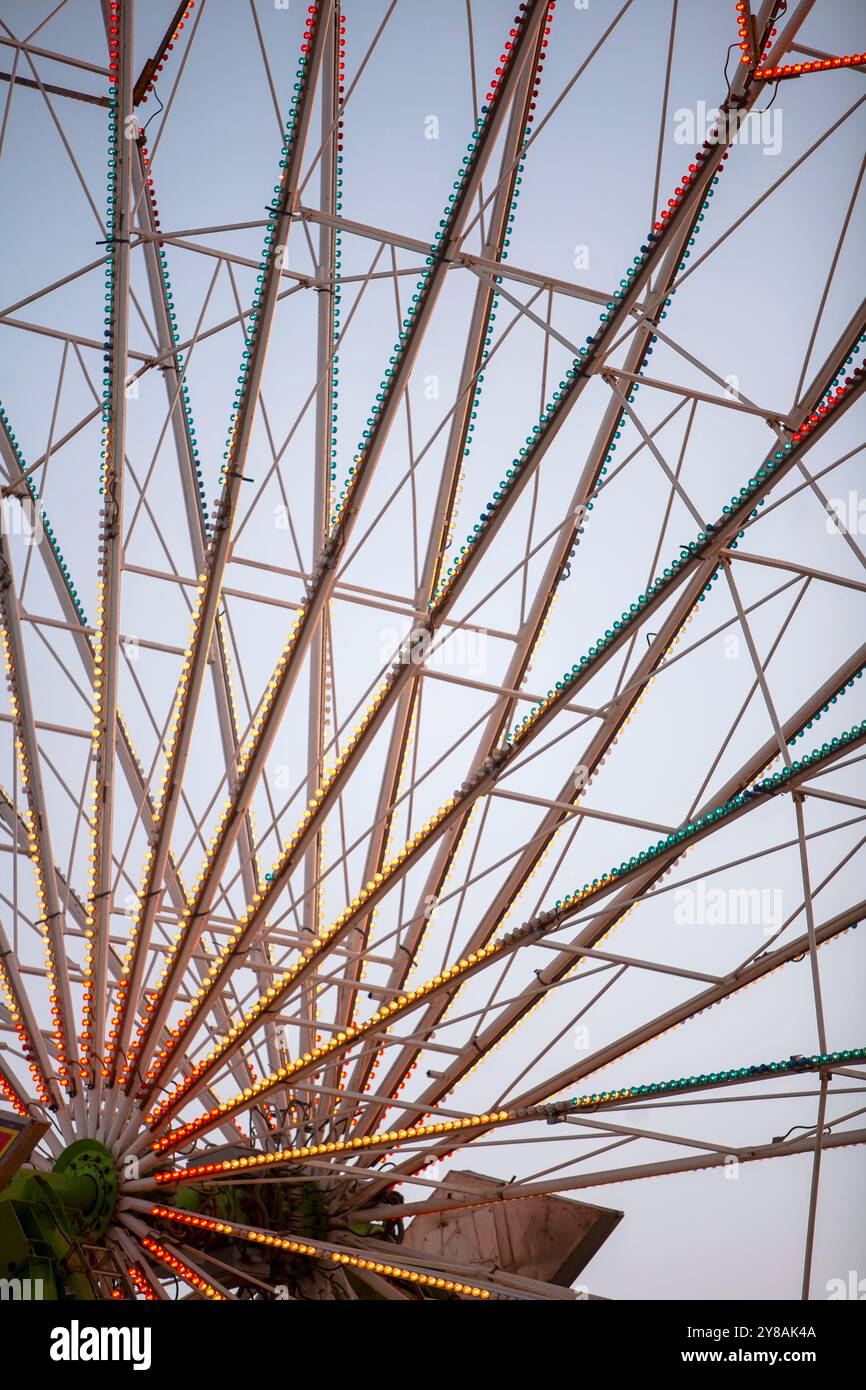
[154,1110,513,1180]
[127,1,547,1095]
[137,1,195,105]
[147,719,866,1147]
[147,1206,492,1298]
[0,410,197,1085]
[359,810,483,1116]
[0,1055,30,1117]
[405,694,860,1109]
[377,334,866,1113]
[408,1026,866,1179]
[0,578,74,1092]
[136,138,272,975]
[133,648,393,1090]
[142,4,830,1108]
[0,407,190,916]
[152,1046,864,1184]
[735,0,781,68]
[432,0,823,619]
[109,133,267,1079]
[545,1048,866,1116]
[147,934,504,1137]
[137,138,209,526]
[755,53,865,80]
[112,6,327,1087]
[326,9,346,519]
[451,3,780,606]
[400,785,863,1145]
[126,1265,158,1301]
[407,945,866,1162]
[138,1235,225,1300]
[0,407,88,624]
[82,0,130,1083]
[735,0,755,66]
[422,636,861,1095]
[356,320,866,1130]
[0,946,52,1108]
[427,0,554,593]
[0,403,249,1095]
[341,715,422,1094]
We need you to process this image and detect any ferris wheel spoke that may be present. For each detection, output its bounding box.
[141,1048,866,1215]
[125,1195,566,1299]
[83,0,135,1110]
[109,1225,168,1299]
[352,411,862,1122]
[301,0,343,967]
[143,595,866,1149]
[120,1212,237,1299]
[0,520,80,1108]
[3,408,206,938]
[109,1,337,1089]
[126,129,266,918]
[347,1123,866,1226]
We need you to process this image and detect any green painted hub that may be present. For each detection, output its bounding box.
[52,1139,117,1240]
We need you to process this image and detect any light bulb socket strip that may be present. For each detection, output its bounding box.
[134,1,196,106]
[82,0,136,1086]
[755,54,865,81]
[735,0,784,70]
[146,1045,863,1186]
[138,1233,226,1299]
[142,1203,495,1297]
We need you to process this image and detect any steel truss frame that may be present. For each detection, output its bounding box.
[0,0,864,1301]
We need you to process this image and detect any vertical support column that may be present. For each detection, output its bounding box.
[300,3,342,1079]
[84,0,134,1103]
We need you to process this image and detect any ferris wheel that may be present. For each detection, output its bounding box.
[0,0,864,1303]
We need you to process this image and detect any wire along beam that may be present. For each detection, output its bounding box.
[142,1045,864,1186]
